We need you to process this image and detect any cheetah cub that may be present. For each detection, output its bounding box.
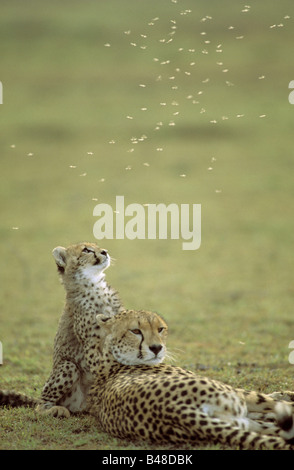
[88,310,294,450]
[0,242,123,418]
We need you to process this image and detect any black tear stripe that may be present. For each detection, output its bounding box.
[138,321,144,359]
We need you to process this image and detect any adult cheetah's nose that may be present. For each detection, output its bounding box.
[149,344,162,356]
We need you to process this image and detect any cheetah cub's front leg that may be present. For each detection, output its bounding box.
[35,361,79,418]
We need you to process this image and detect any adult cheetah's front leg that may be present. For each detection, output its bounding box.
[36,360,80,418]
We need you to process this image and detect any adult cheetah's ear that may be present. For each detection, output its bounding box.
[96,314,115,330]
[52,246,67,274]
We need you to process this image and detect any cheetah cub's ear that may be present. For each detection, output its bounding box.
[52,246,67,273]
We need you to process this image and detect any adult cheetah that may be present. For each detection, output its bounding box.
[88,310,294,450]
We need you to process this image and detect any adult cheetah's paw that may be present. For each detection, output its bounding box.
[269,391,294,403]
[36,403,70,418]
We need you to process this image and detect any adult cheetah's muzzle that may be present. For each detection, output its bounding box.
[149,345,163,356]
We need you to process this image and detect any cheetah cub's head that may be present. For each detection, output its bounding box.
[96,310,168,366]
[52,242,110,284]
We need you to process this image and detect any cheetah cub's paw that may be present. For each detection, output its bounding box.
[36,403,70,418]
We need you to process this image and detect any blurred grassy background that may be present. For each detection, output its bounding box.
[1,0,294,449]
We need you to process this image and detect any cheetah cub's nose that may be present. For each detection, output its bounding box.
[100,250,108,256]
[149,344,162,356]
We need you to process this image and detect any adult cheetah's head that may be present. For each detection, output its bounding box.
[52,242,110,284]
[96,310,168,366]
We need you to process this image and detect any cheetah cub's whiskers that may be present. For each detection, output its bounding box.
[88,310,294,450]
[0,242,123,418]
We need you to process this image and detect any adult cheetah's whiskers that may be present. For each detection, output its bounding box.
[164,348,178,363]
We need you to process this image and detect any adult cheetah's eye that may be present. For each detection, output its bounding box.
[158,327,165,333]
[130,329,142,335]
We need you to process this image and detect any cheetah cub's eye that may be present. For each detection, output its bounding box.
[130,329,142,335]
[82,248,92,254]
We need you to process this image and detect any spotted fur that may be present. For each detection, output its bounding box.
[88,310,294,449]
[0,242,123,418]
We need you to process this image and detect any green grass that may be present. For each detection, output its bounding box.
[1,0,294,450]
